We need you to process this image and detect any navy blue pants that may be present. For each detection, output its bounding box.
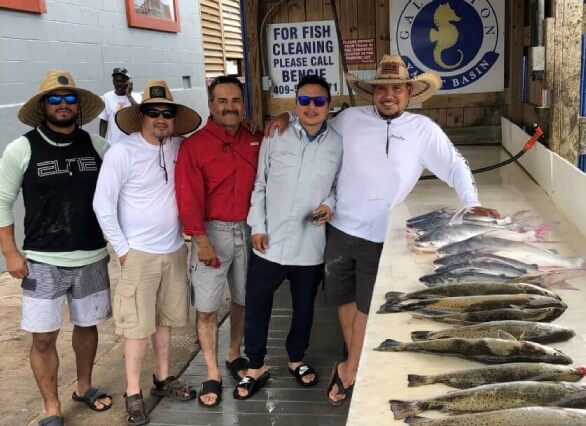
[244,253,323,369]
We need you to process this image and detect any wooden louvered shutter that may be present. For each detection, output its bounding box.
[200,0,244,77]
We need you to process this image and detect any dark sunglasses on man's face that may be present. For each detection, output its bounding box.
[46,94,78,105]
[142,109,177,119]
[297,95,328,107]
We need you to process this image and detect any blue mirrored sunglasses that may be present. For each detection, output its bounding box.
[297,95,328,107]
[46,94,78,105]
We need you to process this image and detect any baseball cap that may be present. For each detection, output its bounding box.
[112,67,131,79]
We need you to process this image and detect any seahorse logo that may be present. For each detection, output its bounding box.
[429,3,464,70]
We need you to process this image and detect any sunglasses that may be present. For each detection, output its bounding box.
[297,96,328,107]
[142,109,177,119]
[45,94,78,105]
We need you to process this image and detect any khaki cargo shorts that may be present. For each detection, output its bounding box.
[113,245,189,339]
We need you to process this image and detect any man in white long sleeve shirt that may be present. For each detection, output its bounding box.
[268,55,499,407]
[93,80,201,426]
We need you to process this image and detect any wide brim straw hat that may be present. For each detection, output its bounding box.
[115,80,202,136]
[345,55,442,104]
[18,70,104,127]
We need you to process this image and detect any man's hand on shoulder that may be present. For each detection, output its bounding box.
[251,234,268,254]
[264,112,290,137]
[5,250,28,279]
[470,206,501,219]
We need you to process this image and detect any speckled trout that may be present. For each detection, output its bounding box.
[378,294,565,314]
[384,283,560,303]
[411,306,565,323]
[410,321,575,344]
[407,363,586,389]
[403,407,586,425]
[390,381,586,419]
[375,337,572,364]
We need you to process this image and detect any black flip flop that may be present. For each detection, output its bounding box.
[72,386,112,411]
[326,362,353,407]
[198,379,222,408]
[288,363,318,387]
[225,356,248,381]
[233,371,271,400]
[38,416,64,426]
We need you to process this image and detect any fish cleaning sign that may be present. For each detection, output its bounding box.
[390,0,504,94]
[267,20,341,98]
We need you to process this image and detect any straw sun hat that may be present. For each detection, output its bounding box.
[115,80,202,136]
[346,55,442,104]
[18,70,104,127]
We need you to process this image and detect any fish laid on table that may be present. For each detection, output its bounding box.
[410,321,575,344]
[384,282,560,303]
[433,260,538,277]
[407,363,586,389]
[403,407,586,426]
[407,210,531,235]
[407,208,455,225]
[437,235,585,269]
[414,223,553,251]
[433,251,540,272]
[378,294,565,314]
[418,271,526,286]
[411,306,565,323]
[374,336,572,364]
[390,381,586,419]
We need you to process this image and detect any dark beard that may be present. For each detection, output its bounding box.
[46,113,78,128]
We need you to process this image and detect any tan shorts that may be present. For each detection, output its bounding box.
[113,246,189,339]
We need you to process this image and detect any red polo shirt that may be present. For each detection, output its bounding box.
[175,118,263,235]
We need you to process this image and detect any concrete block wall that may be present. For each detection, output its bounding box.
[0,0,209,271]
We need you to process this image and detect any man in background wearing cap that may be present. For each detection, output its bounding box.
[99,67,142,145]
[267,55,499,407]
[93,80,201,426]
[175,75,263,407]
[0,70,113,426]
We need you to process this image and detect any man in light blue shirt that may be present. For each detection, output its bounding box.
[233,75,342,399]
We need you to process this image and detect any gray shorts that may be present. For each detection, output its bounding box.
[324,225,383,314]
[190,221,250,312]
[21,256,112,332]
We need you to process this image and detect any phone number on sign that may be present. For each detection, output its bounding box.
[273,82,339,96]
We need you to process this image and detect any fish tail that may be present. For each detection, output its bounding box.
[404,416,433,426]
[410,331,432,341]
[374,338,403,352]
[385,291,405,302]
[407,374,433,387]
[390,399,422,420]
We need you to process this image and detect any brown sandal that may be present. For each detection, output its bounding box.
[151,374,196,401]
[125,391,149,426]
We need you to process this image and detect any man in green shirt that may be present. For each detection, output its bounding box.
[0,70,112,426]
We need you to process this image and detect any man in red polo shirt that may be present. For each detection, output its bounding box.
[175,76,263,407]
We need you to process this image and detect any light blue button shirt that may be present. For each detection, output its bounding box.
[247,118,342,266]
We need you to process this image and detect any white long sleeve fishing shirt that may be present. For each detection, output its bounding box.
[329,106,480,243]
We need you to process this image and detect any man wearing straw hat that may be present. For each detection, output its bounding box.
[0,70,113,426]
[268,55,499,406]
[93,80,201,426]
